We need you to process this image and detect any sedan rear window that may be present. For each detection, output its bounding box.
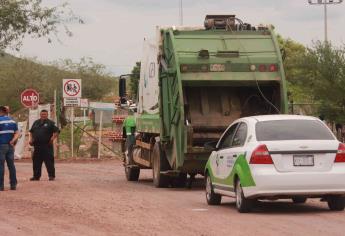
[256,120,335,141]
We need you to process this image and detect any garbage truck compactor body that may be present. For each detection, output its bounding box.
[124,15,288,187]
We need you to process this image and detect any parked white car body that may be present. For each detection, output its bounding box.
[204,115,345,212]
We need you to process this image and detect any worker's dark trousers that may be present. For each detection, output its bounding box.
[32,145,55,179]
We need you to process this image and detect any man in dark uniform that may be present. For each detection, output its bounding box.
[0,106,19,190]
[29,110,59,181]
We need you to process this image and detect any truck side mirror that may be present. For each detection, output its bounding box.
[119,78,127,105]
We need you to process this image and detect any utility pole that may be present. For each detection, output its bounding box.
[308,0,343,42]
[179,0,183,26]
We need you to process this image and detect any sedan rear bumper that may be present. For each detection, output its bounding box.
[243,164,345,199]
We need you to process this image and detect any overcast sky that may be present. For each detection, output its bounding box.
[10,0,345,75]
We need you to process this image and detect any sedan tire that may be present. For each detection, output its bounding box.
[235,180,254,213]
[327,196,345,211]
[205,173,221,205]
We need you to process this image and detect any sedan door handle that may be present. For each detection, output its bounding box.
[219,156,224,159]
[233,154,237,158]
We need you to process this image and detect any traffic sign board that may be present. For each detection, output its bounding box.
[80,98,89,108]
[21,89,39,108]
[63,79,81,98]
[63,98,80,107]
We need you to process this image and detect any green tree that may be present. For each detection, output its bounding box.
[277,35,312,103]
[298,42,345,123]
[0,0,82,50]
[0,56,116,113]
[129,62,140,100]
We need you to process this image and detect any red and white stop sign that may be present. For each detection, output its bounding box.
[21,89,40,108]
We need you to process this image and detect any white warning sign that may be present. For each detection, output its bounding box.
[63,79,82,98]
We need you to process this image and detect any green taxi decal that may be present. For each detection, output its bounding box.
[206,154,256,188]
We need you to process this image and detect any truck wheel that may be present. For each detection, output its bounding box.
[152,142,170,188]
[292,197,307,204]
[124,138,140,181]
[205,173,221,205]
[327,196,345,211]
[235,179,254,213]
[172,173,187,188]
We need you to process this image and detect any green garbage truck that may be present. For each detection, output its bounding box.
[123,15,288,187]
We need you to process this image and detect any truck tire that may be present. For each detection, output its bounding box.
[172,173,187,188]
[327,196,345,211]
[292,197,307,204]
[205,173,221,205]
[152,142,170,188]
[235,179,254,213]
[124,137,140,181]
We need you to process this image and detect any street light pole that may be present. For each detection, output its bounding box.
[308,0,343,42]
[179,0,183,26]
[324,2,328,41]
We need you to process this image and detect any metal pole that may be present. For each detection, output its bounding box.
[308,0,343,42]
[71,107,74,158]
[98,110,103,159]
[83,108,86,126]
[324,2,328,42]
[56,92,61,159]
[179,0,183,26]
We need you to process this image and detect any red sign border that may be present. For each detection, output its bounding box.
[20,88,40,108]
[63,79,81,97]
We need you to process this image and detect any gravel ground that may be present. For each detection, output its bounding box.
[1,159,345,236]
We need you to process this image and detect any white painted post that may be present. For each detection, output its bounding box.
[71,107,74,158]
[98,110,104,159]
[83,108,86,126]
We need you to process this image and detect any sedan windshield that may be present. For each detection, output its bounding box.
[256,120,335,141]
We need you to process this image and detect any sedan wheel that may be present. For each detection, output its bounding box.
[235,180,254,213]
[328,196,345,211]
[205,174,221,205]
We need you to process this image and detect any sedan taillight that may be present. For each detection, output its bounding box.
[335,143,345,163]
[250,144,273,164]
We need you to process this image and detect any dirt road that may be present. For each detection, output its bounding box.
[1,159,345,236]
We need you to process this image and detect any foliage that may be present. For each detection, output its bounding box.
[129,62,140,100]
[277,35,313,103]
[59,122,88,156]
[0,55,116,112]
[297,42,345,123]
[0,0,82,50]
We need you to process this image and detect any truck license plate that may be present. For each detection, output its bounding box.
[293,155,314,166]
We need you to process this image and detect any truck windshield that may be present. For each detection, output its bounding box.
[256,120,335,141]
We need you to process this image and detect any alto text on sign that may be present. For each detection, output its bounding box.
[21,89,40,108]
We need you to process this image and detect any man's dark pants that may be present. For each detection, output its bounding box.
[0,144,17,189]
[32,144,55,179]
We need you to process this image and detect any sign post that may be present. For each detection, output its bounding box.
[63,79,82,158]
[71,107,74,158]
[98,110,103,159]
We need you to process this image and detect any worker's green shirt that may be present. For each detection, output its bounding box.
[123,116,136,135]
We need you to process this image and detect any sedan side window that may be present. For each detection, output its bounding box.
[218,123,238,150]
[231,122,248,147]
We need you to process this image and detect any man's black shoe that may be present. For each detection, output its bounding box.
[0,187,4,191]
[49,177,55,181]
[30,177,40,181]
[10,185,16,190]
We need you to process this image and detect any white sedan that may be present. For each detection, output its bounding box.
[204,115,345,213]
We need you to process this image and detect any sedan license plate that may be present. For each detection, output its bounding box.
[293,155,314,167]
